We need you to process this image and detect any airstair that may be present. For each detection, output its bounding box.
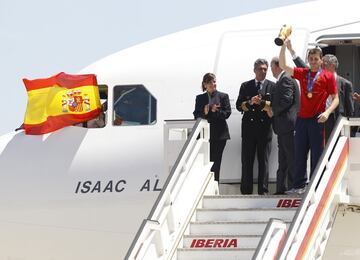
[125,117,360,260]
[176,194,300,259]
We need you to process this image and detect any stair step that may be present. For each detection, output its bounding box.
[177,248,255,260]
[189,221,290,236]
[196,208,296,222]
[183,234,261,248]
[202,195,302,209]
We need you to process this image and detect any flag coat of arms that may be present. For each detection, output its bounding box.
[23,72,101,135]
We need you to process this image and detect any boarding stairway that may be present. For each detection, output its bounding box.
[176,194,300,259]
[125,117,360,260]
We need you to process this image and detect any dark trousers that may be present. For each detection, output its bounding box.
[325,113,357,139]
[294,117,325,189]
[241,134,272,194]
[276,132,294,193]
[210,140,227,182]
[324,113,336,143]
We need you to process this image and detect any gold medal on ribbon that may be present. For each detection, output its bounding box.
[307,69,321,100]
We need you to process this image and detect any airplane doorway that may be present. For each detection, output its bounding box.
[317,35,360,117]
[214,28,309,183]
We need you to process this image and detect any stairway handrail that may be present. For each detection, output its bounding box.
[252,218,287,260]
[125,118,213,260]
[275,116,354,259]
[148,118,209,220]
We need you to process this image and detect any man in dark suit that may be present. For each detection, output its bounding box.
[287,42,355,140]
[322,54,355,138]
[269,57,299,194]
[236,58,275,195]
[193,73,231,182]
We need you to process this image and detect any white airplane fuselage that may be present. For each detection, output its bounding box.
[1,0,360,259]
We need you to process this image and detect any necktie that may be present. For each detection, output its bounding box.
[256,81,261,93]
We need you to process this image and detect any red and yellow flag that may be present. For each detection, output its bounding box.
[23,72,101,135]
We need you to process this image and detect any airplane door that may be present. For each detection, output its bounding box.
[214,28,309,184]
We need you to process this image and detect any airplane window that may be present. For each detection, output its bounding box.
[113,85,157,126]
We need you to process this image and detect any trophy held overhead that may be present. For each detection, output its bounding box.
[275,24,292,46]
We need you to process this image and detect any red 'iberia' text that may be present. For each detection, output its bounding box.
[190,238,237,248]
[276,199,301,208]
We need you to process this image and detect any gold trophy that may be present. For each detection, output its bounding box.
[274,24,292,46]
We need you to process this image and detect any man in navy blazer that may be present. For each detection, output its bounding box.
[270,57,299,194]
[236,58,275,195]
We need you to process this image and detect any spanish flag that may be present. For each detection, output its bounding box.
[23,72,101,135]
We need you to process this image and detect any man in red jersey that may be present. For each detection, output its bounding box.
[279,39,339,194]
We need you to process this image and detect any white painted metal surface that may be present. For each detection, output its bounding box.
[177,248,255,260]
[126,119,216,260]
[189,221,271,236]
[252,118,360,260]
[1,1,360,259]
[195,208,295,222]
[253,219,287,260]
[323,204,360,260]
[174,195,298,260]
[276,118,353,260]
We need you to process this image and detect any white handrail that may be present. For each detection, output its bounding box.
[254,117,360,260]
[252,218,287,260]
[287,136,347,259]
[275,117,355,260]
[125,119,215,260]
[150,119,210,221]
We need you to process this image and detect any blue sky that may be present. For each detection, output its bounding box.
[0,0,310,135]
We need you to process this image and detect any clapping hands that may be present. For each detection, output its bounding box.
[204,104,221,115]
[250,94,262,105]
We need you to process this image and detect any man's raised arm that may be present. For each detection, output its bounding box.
[279,39,294,76]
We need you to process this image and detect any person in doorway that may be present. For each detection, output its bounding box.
[87,101,108,128]
[269,57,299,195]
[279,39,339,194]
[236,58,275,195]
[193,73,231,182]
[353,92,360,104]
[322,54,355,138]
